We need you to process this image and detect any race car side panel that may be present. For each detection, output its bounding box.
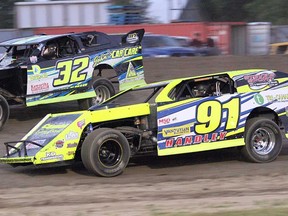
[26,45,145,106]
[156,88,288,156]
[0,103,151,165]
[232,69,288,93]
[32,111,91,164]
[26,55,95,106]
[90,103,151,122]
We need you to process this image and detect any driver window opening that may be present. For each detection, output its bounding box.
[174,76,236,101]
[58,38,78,57]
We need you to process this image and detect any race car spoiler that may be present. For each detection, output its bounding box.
[121,29,144,45]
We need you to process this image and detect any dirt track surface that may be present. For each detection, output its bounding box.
[1,55,288,215]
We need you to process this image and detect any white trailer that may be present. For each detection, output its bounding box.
[15,0,110,28]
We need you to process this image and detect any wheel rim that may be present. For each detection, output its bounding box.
[98,140,122,167]
[252,127,276,155]
[92,85,111,105]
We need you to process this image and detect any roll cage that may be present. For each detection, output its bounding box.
[170,75,236,101]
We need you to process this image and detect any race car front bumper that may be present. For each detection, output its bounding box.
[0,140,42,164]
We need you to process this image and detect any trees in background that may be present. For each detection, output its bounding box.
[200,0,288,25]
[0,0,20,28]
[245,0,288,25]
[199,0,251,22]
[0,0,288,28]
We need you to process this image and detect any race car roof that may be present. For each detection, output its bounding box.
[0,34,69,46]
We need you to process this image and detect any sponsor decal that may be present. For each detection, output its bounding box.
[77,119,85,129]
[74,83,88,88]
[265,94,288,102]
[28,65,48,81]
[67,151,75,156]
[244,71,278,90]
[31,82,49,93]
[31,128,61,139]
[31,65,41,74]
[158,117,171,126]
[40,152,63,161]
[92,46,140,66]
[29,73,48,81]
[26,139,46,149]
[67,143,78,148]
[111,47,139,59]
[29,65,48,81]
[165,131,227,148]
[126,62,137,78]
[126,33,139,44]
[93,51,111,67]
[55,140,64,148]
[162,124,191,138]
[65,131,79,141]
[254,94,264,105]
[42,123,67,129]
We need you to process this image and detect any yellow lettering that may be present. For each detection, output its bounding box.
[111,47,139,59]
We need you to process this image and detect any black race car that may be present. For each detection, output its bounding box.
[0,29,146,130]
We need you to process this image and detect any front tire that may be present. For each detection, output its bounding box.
[78,77,115,110]
[241,117,282,163]
[81,128,130,177]
[0,95,9,131]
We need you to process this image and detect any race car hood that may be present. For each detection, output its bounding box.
[0,111,90,165]
[0,103,150,165]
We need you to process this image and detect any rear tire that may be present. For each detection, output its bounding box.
[241,117,282,163]
[0,95,9,131]
[78,77,115,110]
[81,128,130,177]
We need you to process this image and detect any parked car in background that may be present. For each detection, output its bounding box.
[142,34,204,57]
[142,34,220,57]
[170,36,192,47]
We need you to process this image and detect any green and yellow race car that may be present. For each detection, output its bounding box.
[1,69,288,177]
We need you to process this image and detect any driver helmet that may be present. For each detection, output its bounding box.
[194,83,207,97]
[43,43,58,58]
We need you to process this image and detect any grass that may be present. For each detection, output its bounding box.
[151,207,288,216]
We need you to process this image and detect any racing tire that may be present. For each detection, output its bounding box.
[81,128,131,177]
[241,117,282,163]
[0,95,9,131]
[78,77,115,110]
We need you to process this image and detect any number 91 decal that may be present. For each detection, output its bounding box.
[53,56,90,87]
[195,97,240,134]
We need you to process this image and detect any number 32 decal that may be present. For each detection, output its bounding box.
[195,97,240,134]
[53,56,89,87]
